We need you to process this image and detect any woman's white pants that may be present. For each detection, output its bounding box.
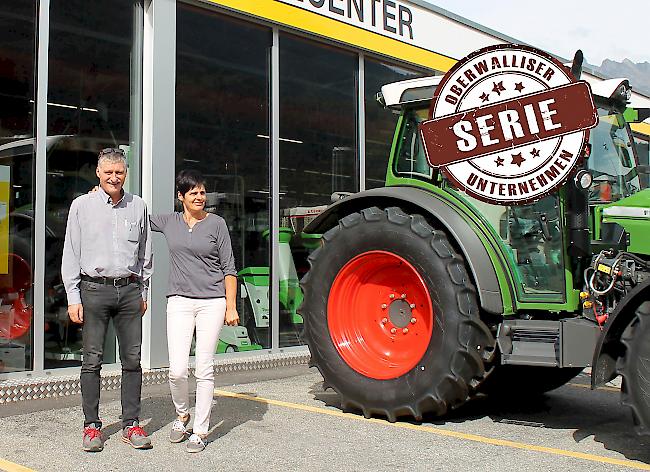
[166,295,226,436]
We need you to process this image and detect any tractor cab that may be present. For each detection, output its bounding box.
[377,75,646,309]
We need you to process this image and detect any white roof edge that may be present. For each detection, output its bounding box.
[380,76,442,108]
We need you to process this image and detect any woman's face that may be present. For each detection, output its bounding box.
[178,184,206,212]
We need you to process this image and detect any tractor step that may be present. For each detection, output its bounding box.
[497,318,600,368]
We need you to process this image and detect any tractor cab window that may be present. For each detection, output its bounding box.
[464,194,565,300]
[394,108,434,180]
[587,108,640,203]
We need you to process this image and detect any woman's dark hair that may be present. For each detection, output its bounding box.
[176,169,206,196]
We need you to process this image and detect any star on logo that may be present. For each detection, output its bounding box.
[530,148,540,158]
[495,156,504,167]
[514,82,525,93]
[511,152,525,167]
[480,92,490,102]
[492,81,506,95]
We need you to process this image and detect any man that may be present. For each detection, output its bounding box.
[62,148,153,452]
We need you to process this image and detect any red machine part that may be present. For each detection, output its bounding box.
[0,253,33,340]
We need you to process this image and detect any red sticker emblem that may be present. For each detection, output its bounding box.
[419,44,598,205]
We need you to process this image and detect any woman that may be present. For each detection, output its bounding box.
[150,169,239,453]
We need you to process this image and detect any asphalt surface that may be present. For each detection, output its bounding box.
[1,366,650,472]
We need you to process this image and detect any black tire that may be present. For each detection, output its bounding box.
[300,206,494,421]
[478,365,583,396]
[619,301,650,434]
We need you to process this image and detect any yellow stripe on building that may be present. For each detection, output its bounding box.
[208,0,457,72]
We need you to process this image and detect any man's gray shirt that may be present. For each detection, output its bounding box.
[61,187,153,305]
[150,212,236,299]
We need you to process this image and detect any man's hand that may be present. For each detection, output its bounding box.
[141,300,147,315]
[225,307,239,326]
[68,304,84,324]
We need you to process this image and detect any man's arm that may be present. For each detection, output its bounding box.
[61,199,83,323]
[139,203,153,309]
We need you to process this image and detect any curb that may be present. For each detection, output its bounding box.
[0,349,310,403]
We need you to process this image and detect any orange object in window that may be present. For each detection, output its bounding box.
[599,181,612,202]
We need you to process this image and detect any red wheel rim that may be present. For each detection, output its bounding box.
[328,250,434,380]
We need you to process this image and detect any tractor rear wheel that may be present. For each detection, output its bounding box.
[619,301,650,434]
[300,206,494,421]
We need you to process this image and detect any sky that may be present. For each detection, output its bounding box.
[424,0,649,66]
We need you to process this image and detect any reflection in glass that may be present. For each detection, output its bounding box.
[0,1,36,373]
[364,60,424,188]
[588,108,641,203]
[176,5,271,352]
[279,34,358,347]
[633,134,649,189]
[44,0,140,368]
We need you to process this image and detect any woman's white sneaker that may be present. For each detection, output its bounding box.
[186,433,206,453]
[169,415,190,443]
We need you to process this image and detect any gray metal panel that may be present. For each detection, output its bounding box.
[497,320,561,367]
[560,318,600,368]
[141,0,176,369]
[33,0,51,373]
[271,28,280,350]
[305,186,505,314]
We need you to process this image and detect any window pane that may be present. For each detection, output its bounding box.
[279,34,358,347]
[176,5,271,352]
[44,0,140,368]
[633,134,649,189]
[0,1,36,373]
[364,60,425,189]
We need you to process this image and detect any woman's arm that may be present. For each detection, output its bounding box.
[149,213,172,233]
[224,275,239,326]
[217,217,239,326]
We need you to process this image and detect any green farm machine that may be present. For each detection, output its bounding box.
[299,68,650,431]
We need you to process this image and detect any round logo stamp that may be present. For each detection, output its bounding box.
[419,44,598,205]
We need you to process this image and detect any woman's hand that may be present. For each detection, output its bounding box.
[225,307,239,326]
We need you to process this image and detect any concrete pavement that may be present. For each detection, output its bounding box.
[1,365,650,471]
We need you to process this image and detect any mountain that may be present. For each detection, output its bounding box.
[595,59,650,96]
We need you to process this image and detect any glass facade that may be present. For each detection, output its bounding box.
[176,5,272,352]
[0,0,449,375]
[0,1,37,374]
[364,60,423,189]
[44,0,142,368]
[279,34,359,347]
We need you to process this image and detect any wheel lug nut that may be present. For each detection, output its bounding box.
[401,293,407,299]
[381,318,388,324]
[410,318,417,324]
[381,303,387,309]
[409,304,415,309]
[390,328,397,334]
[402,328,409,334]
[389,294,395,299]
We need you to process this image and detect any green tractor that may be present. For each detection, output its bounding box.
[300,72,650,429]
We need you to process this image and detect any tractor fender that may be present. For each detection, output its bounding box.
[304,186,505,314]
[591,277,650,388]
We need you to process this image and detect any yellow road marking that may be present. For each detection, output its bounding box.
[215,389,650,470]
[0,458,35,472]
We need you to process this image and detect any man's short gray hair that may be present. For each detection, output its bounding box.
[97,148,128,169]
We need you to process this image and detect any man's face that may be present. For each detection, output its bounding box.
[96,160,127,196]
